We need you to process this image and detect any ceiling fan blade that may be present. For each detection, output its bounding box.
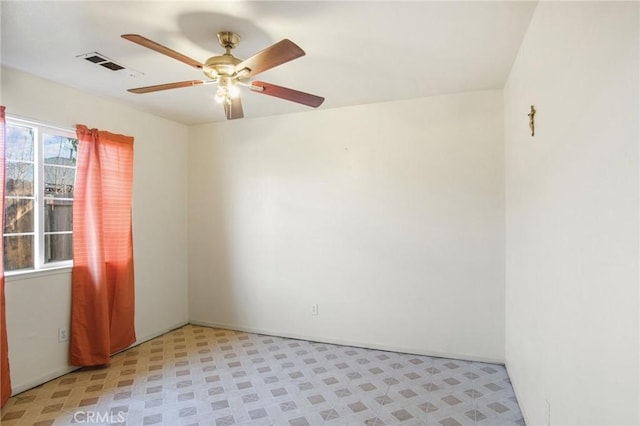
[224,97,244,120]
[235,39,305,78]
[122,34,203,69]
[128,80,205,94]
[250,81,324,108]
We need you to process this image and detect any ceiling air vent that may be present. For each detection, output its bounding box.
[84,54,106,64]
[77,52,128,72]
[100,61,125,71]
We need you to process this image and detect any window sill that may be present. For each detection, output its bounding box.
[5,265,73,282]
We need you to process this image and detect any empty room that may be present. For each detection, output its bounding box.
[0,1,638,425]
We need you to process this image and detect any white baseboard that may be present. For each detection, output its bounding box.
[11,366,79,395]
[10,321,190,397]
[188,319,505,365]
[129,321,190,351]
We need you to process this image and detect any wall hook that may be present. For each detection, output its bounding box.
[528,105,536,137]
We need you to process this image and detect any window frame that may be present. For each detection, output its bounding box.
[3,116,77,276]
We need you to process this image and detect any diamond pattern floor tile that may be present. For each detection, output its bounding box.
[1,325,524,425]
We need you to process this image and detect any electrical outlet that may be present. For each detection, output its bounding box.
[311,304,319,316]
[58,327,68,343]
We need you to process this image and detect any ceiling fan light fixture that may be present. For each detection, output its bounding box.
[215,86,227,104]
[228,84,240,99]
[215,81,240,104]
[215,79,240,104]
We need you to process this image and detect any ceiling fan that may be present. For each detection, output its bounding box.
[122,31,325,120]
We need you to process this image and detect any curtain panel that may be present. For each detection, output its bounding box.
[70,125,135,366]
[0,106,12,406]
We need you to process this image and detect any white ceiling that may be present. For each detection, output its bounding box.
[1,1,537,125]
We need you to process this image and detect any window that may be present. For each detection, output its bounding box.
[3,117,77,272]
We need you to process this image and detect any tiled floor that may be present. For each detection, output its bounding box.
[1,325,524,425]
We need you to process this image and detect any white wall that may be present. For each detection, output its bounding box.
[1,67,190,393]
[188,90,505,362]
[504,2,639,425]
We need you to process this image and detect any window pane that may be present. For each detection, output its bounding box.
[4,198,34,233]
[45,233,73,263]
[44,165,75,198]
[6,125,34,161]
[6,162,34,196]
[44,199,73,232]
[44,134,77,166]
[4,235,34,271]
[4,119,76,270]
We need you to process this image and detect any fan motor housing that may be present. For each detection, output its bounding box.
[204,54,242,78]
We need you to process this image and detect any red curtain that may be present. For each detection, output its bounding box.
[70,125,135,366]
[0,106,11,406]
